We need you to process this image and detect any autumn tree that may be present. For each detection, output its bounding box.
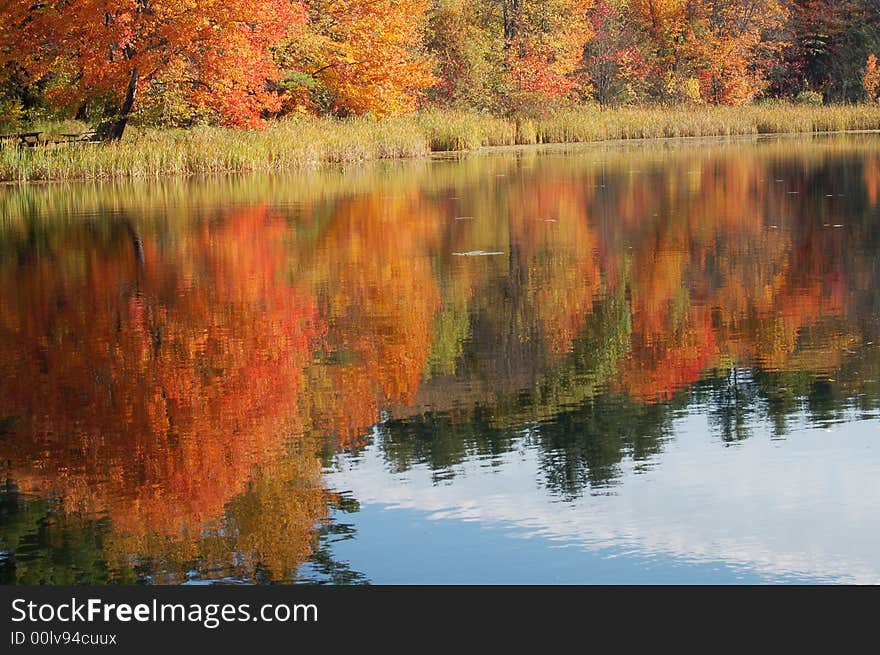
[865,53,880,101]
[427,0,592,112]
[426,0,504,108]
[691,0,788,104]
[0,0,306,136]
[584,0,650,105]
[623,0,787,104]
[279,0,436,116]
[501,0,594,108]
[623,0,687,100]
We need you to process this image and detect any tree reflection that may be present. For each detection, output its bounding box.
[1,137,880,578]
[0,207,330,582]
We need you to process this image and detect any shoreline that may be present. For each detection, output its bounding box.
[430,127,880,157]
[2,105,879,183]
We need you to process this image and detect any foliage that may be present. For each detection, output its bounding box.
[1,0,878,124]
[427,0,593,113]
[0,0,307,128]
[865,54,880,101]
[279,0,437,117]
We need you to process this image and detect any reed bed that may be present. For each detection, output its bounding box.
[2,104,878,181]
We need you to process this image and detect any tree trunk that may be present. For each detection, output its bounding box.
[106,67,139,142]
[503,0,520,41]
[123,219,145,269]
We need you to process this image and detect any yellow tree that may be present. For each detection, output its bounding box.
[281,0,437,116]
[690,0,788,104]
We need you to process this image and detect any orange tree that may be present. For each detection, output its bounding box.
[0,0,306,135]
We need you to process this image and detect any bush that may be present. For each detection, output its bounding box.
[794,90,824,105]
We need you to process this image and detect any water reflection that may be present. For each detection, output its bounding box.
[1,134,879,583]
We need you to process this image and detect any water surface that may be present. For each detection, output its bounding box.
[2,134,880,584]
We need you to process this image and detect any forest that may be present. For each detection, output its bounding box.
[1,0,879,133]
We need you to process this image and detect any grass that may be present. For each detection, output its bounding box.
[3,133,878,227]
[2,103,879,181]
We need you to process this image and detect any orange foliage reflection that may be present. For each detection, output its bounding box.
[302,193,442,446]
[0,141,874,578]
[0,207,326,579]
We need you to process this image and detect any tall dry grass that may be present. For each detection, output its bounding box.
[2,104,878,181]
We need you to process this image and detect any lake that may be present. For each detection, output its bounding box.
[2,133,879,584]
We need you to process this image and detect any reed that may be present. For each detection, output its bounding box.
[2,104,878,181]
